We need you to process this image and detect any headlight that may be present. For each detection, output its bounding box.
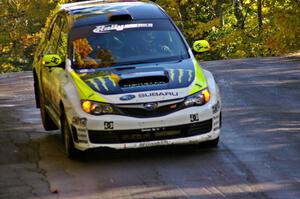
[184,89,210,107]
[81,100,116,115]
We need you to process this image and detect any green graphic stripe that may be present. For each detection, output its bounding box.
[188,70,193,82]
[189,59,208,95]
[70,71,107,102]
[178,69,184,83]
[98,77,109,91]
[87,79,100,91]
[169,69,175,82]
[107,77,117,87]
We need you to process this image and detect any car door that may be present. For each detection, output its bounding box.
[50,17,69,117]
[41,15,64,118]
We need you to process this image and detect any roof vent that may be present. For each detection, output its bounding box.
[108,12,133,21]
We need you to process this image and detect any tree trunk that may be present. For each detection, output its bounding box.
[257,0,262,32]
[233,0,244,28]
[217,0,224,27]
[176,0,188,30]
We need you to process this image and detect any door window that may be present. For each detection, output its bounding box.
[46,16,62,54]
[57,20,68,59]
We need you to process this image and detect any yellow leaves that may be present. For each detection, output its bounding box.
[73,38,93,59]
[0,63,21,73]
[232,50,247,58]
[186,18,220,40]
[20,33,41,49]
[0,44,13,53]
[110,73,121,84]
[180,0,189,5]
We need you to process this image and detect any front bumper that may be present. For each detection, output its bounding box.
[69,101,221,151]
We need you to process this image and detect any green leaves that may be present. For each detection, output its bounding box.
[157,0,300,60]
[0,0,71,73]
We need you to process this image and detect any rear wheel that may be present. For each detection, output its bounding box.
[61,113,81,159]
[33,71,40,108]
[39,88,58,131]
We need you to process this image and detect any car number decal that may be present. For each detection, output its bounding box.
[104,121,114,130]
[190,113,199,122]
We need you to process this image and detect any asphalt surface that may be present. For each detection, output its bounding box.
[0,56,299,199]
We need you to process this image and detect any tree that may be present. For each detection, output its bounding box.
[257,0,262,32]
[1,0,300,73]
[0,0,71,73]
[216,0,224,27]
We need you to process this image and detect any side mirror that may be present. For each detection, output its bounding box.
[42,54,62,67]
[193,40,210,53]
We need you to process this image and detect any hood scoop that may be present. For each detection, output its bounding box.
[119,71,169,88]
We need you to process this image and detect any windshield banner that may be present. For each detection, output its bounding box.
[93,23,153,33]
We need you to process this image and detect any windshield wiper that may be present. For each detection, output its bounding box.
[114,66,136,71]
[119,60,155,66]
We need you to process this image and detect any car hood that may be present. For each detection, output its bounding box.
[71,59,208,102]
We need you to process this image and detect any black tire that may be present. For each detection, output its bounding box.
[61,113,81,159]
[33,71,40,108]
[204,137,219,147]
[39,88,58,131]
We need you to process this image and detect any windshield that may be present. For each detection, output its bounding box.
[70,20,189,69]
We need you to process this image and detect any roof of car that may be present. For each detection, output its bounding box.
[60,0,168,27]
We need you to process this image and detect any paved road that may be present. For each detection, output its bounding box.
[0,56,299,199]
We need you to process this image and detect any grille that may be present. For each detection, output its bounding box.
[116,102,185,118]
[88,119,212,144]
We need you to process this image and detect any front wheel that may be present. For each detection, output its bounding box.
[61,113,81,159]
[39,88,58,131]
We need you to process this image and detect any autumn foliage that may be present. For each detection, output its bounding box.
[0,0,299,73]
[155,0,300,60]
[0,0,71,73]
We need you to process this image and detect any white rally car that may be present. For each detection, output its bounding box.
[33,0,221,158]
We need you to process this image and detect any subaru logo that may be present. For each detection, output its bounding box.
[143,103,158,111]
[120,94,135,101]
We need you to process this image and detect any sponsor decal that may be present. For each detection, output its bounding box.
[120,94,136,101]
[139,140,169,147]
[77,128,87,132]
[72,117,87,126]
[141,127,165,132]
[213,115,219,120]
[123,81,165,88]
[93,23,153,33]
[51,56,61,64]
[213,127,220,131]
[138,91,179,98]
[77,134,87,138]
[212,101,221,114]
